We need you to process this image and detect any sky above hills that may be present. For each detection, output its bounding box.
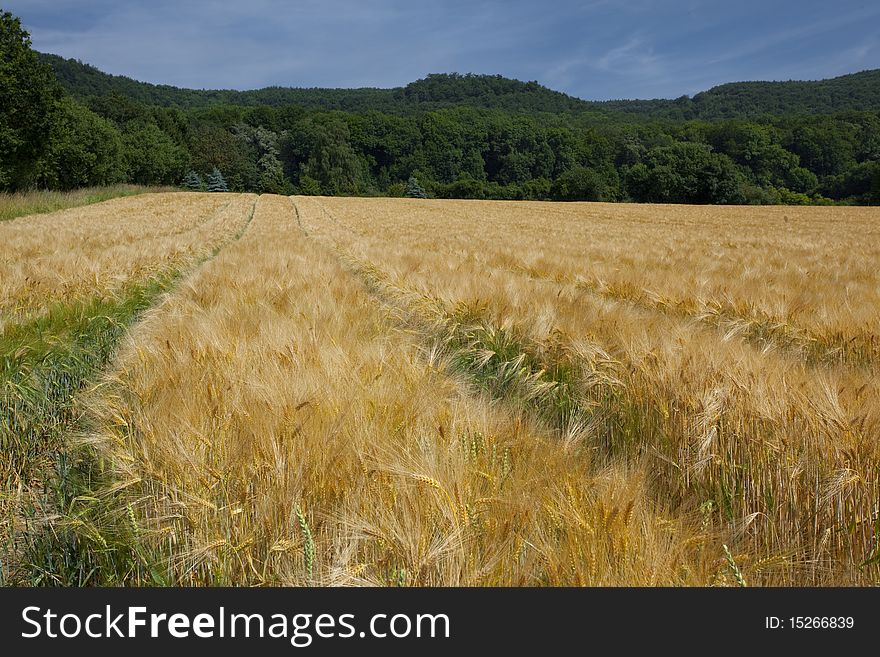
[7,0,880,100]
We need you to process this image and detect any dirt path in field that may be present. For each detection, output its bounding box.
[1,193,258,585]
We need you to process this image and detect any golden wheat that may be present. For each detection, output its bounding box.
[81,194,716,586]
[0,192,255,322]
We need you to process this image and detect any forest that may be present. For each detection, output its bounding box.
[3,11,879,204]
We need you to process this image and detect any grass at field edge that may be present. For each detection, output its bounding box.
[0,185,178,223]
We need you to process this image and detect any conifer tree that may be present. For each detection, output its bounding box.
[405,176,427,198]
[206,167,228,192]
[182,170,203,190]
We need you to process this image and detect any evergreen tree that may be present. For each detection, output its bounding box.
[182,170,203,190]
[206,167,229,192]
[405,176,427,198]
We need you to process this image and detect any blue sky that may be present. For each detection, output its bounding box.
[6,0,880,99]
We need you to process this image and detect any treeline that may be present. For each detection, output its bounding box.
[3,12,879,204]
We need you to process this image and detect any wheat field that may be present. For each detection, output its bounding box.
[0,192,255,324]
[2,193,878,586]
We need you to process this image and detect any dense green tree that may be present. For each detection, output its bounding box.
[346,111,419,186]
[187,123,258,191]
[386,181,406,197]
[0,12,60,189]
[785,123,856,178]
[871,166,880,204]
[520,177,552,200]
[87,92,149,126]
[122,120,188,185]
[36,96,126,189]
[417,112,469,183]
[234,124,286,193]
[625,143,745,204]
[258,153,286,193]
[551,166,609,201]
[435,175,488,199]
[289,118,368,195]
[821,160,880,202]
[782,165,818,194]
[297,175,321,195]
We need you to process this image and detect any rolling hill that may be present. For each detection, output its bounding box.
[39,53,880,120]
